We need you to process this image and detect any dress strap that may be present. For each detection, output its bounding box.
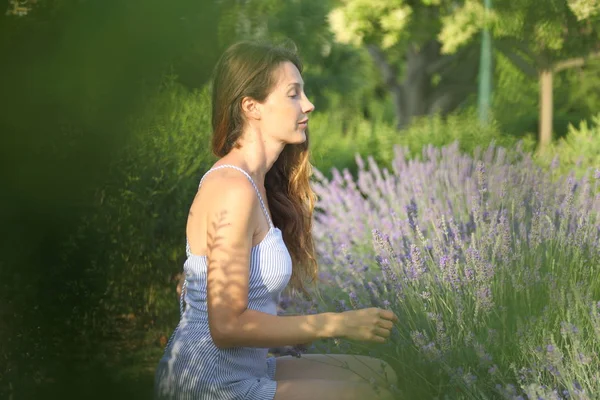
[198,164,274,229]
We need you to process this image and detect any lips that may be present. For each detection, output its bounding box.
[298,119,308,125]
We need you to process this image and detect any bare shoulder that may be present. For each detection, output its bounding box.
[196,168,258,225]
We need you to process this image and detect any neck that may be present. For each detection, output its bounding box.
[225,127,284,184]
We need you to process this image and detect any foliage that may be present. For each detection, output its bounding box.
[1,1,218,395]
[3,0,600,395]
[437,1,493,55]
[310,104,534,178]
[378,110,534,162]
[282,142,600,398]
[438,0,600,59]
[328,0,600,143]
[309,102,393,177]
[328,0,456,52]
[561,58,600,121]
[491,52,600,140]
[568,0,600,21]
[328,0,413,49]
[535,114,600,179]
[216,0,381,119]
[1,78,216,397]
[72,78,215,321]
[327,0,481,128]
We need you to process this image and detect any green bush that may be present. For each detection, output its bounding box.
[309,108,385,176]
[61,78,216,348]
[104,80,213,314]
[310,105,535,177]
[381,109,535,162]
[535,113,600,179]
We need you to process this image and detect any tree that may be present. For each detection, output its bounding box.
[328,0,482,129]
[438,0,600,148]
[215,0,382,127]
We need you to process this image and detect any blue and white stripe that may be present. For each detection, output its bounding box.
[155,165,292,400]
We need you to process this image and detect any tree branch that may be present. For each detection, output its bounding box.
[436,47,479,82]
[496,37,546,66]
[365,43,406,128]
[426,43,475,75]
[426,51,459,75]
[554,51,600,72]
[495,40,538,77]
[366,44,401,90]
[428,82,477,115]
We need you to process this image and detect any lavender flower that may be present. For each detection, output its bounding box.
[409,244,426,280]
[406,199,418,231]
[335,299,348,313]
[476,160,488,194]
[349,291,359,309]
[463,372,477,387]
[302,141,600,398]
[475,286,494,314]
[375,255,402,293]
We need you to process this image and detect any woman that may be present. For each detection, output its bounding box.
[155,40,399,400]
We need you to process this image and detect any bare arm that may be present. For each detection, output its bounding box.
[198,173,398,349]
[201,174,343,349]
[219,309,341,349]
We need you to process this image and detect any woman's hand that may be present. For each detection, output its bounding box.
[337,308,398,343]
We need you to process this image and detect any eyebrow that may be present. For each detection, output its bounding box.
[287,82,304,89]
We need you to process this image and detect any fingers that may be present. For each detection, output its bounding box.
[374,309,396,343]
[376,319,394,330]
[378,309,399,322]
[369,328,391,343]
[374,335,386,343]
[374,327,391,338]
[346,307,398,344]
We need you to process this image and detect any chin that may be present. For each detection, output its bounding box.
[286,131,307,145]
[296,131,307,144]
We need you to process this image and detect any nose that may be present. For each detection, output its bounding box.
[302,93,315,114]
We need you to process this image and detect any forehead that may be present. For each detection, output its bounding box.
[272,61,303,87]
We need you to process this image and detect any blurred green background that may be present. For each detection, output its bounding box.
[1,0,598,398]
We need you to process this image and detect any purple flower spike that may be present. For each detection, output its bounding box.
[306,141,600,398]
[409,245,426,280]
[349,291,359,308]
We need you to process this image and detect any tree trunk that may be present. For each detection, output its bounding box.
[538,69,553,149]
[367,42,441,129]
[366,44,406,128]
[402,44,430,128]
[367,41,479,130]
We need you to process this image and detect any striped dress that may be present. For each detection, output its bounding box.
[154,165,292,399]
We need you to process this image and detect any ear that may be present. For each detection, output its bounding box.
[241,96,261,121]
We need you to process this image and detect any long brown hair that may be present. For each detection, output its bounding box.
[211,41,318,300]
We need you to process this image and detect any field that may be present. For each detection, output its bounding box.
[277,142,600,399]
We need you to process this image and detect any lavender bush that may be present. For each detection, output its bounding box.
[280,142,600,399]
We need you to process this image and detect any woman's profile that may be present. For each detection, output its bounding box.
[154,40,399,400]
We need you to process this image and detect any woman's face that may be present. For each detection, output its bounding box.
[257,61,315,145]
